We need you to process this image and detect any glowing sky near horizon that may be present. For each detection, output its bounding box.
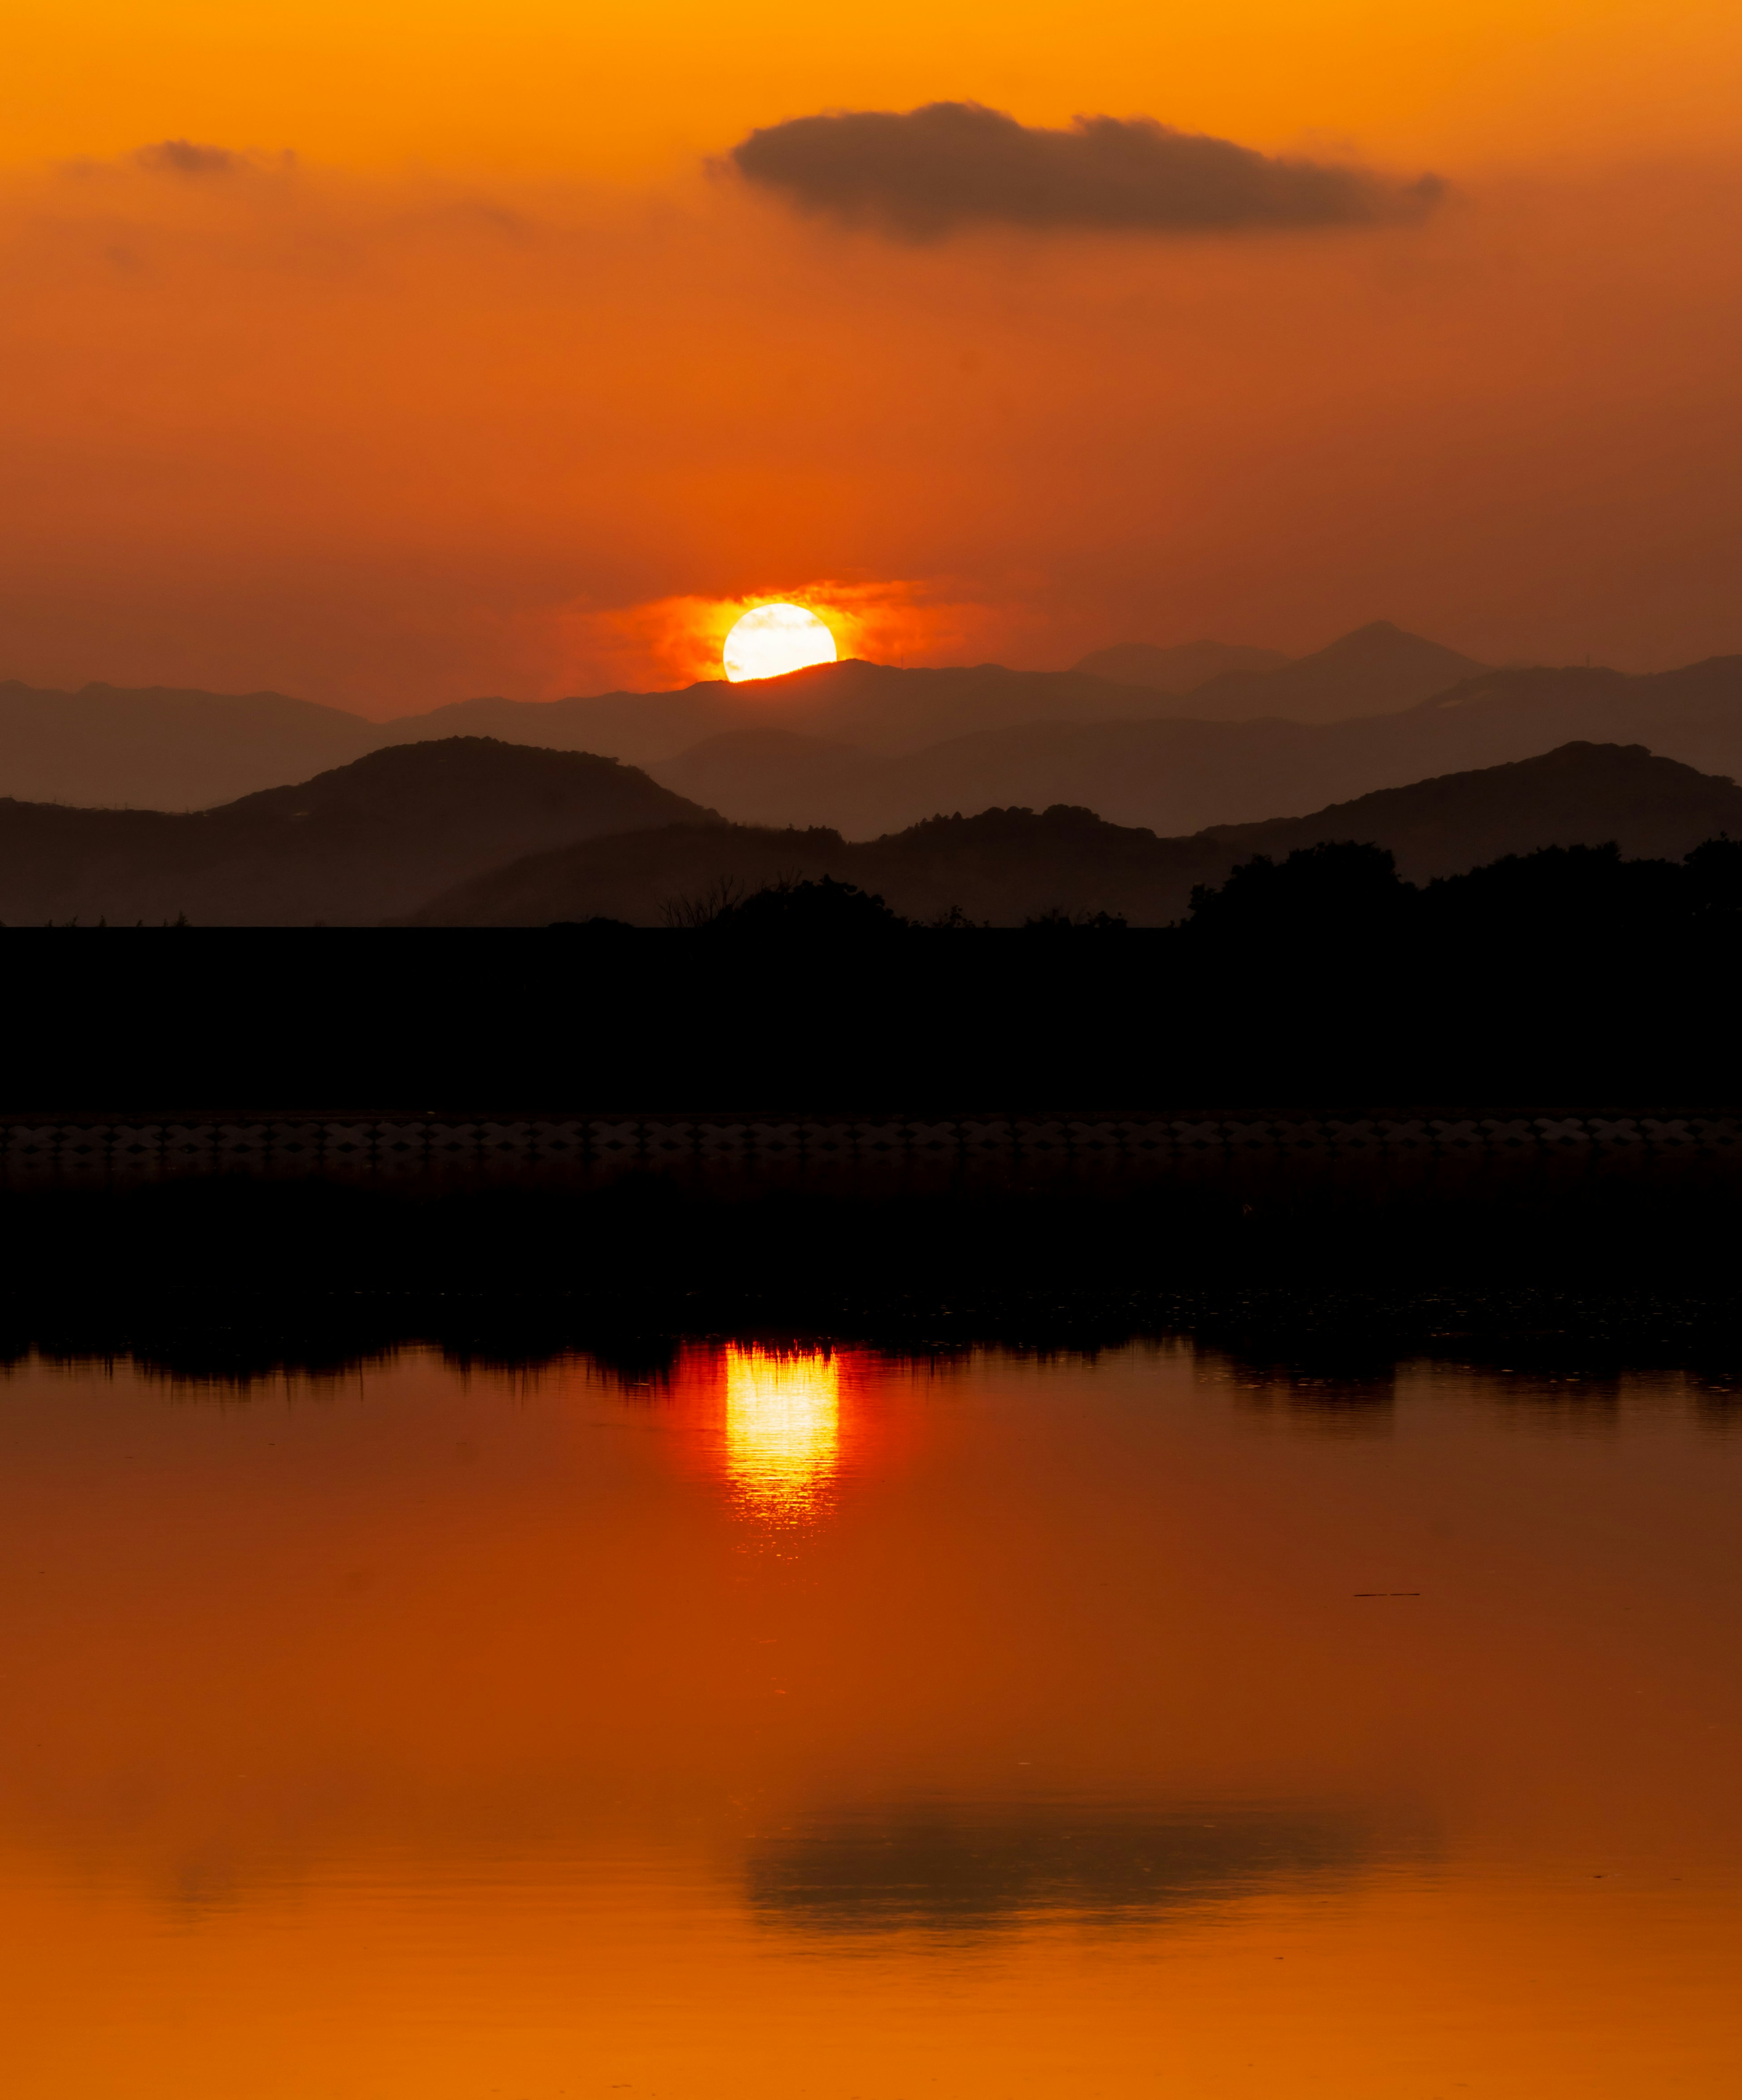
[2,0,1740,708]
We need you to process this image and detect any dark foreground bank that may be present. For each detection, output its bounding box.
[6,887,1742,1108]
[5,1147,1742,1337]
[4,1247,1741,1399]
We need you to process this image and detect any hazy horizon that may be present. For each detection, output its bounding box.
[7,619,1732,725]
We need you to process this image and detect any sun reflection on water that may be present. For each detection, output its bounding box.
[724,1345,840,1521]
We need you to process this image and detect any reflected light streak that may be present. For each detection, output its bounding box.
[724,1345,840,1520]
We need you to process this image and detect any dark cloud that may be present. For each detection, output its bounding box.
[730,102,1444,241]
[746,1800,1414,1933]
[135,140,247,178]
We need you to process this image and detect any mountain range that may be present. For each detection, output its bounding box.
[13,623,1740,851]
[1072,624,1483,721]
[406,739,1742,928]
[651,653,1742,838]
[0,732,1733,928]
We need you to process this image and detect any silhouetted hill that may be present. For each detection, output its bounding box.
[1410,658,1742,778]
[1169,620,1486,723]
[1070,640,1291,691]
[400,808,1186,928]
[405,741,1742,927]
[1205,740,1742,878]
[649,656,1742,836]
[0,738,715,925]
[0,679,376,809]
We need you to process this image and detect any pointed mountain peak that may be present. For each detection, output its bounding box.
[1310,621,1481,669]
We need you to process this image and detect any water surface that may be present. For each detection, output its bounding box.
[2,1339,1738,2097]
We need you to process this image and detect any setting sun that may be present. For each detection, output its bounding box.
[722,604,838,684]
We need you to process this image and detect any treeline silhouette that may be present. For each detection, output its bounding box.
[1185,834,1742,947]
[7,1265,1742,1395]
[5,833,1739,1111]
[633,834,1742,947]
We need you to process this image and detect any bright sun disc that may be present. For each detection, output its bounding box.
[722,602,838,683]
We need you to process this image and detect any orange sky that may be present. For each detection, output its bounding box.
[3,0,1741,708]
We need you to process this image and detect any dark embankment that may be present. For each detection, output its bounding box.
[5,1168,1742,1373]
[5,836,1739,1307]
[5,832,1739,1110]
[6,1276,1741,1399]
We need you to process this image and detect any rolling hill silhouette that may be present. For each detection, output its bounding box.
[0,738,715,926]
[404,741,1742,928]
[1202,738,1740,874]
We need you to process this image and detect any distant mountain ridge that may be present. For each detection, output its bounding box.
[9,633,1742,847]
[1071,621,1483,722]
[0,678,375,810]
[405,741,1742,928]
[1172,620,1486,724]
[649,654,1742,836]
[0,621,1488,812]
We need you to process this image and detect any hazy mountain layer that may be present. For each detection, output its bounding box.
[406,622,1474,752]
[0,623,1478,810]
[1164,620,1486,723]
[10,638,1738,849]
[651,656,1742,836]
[406,741,1742,928]
[0,679,376,810]
[387,661,1208,763]
[0,738,715,926]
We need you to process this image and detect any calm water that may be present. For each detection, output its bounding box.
[2,1339,1739,2098]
